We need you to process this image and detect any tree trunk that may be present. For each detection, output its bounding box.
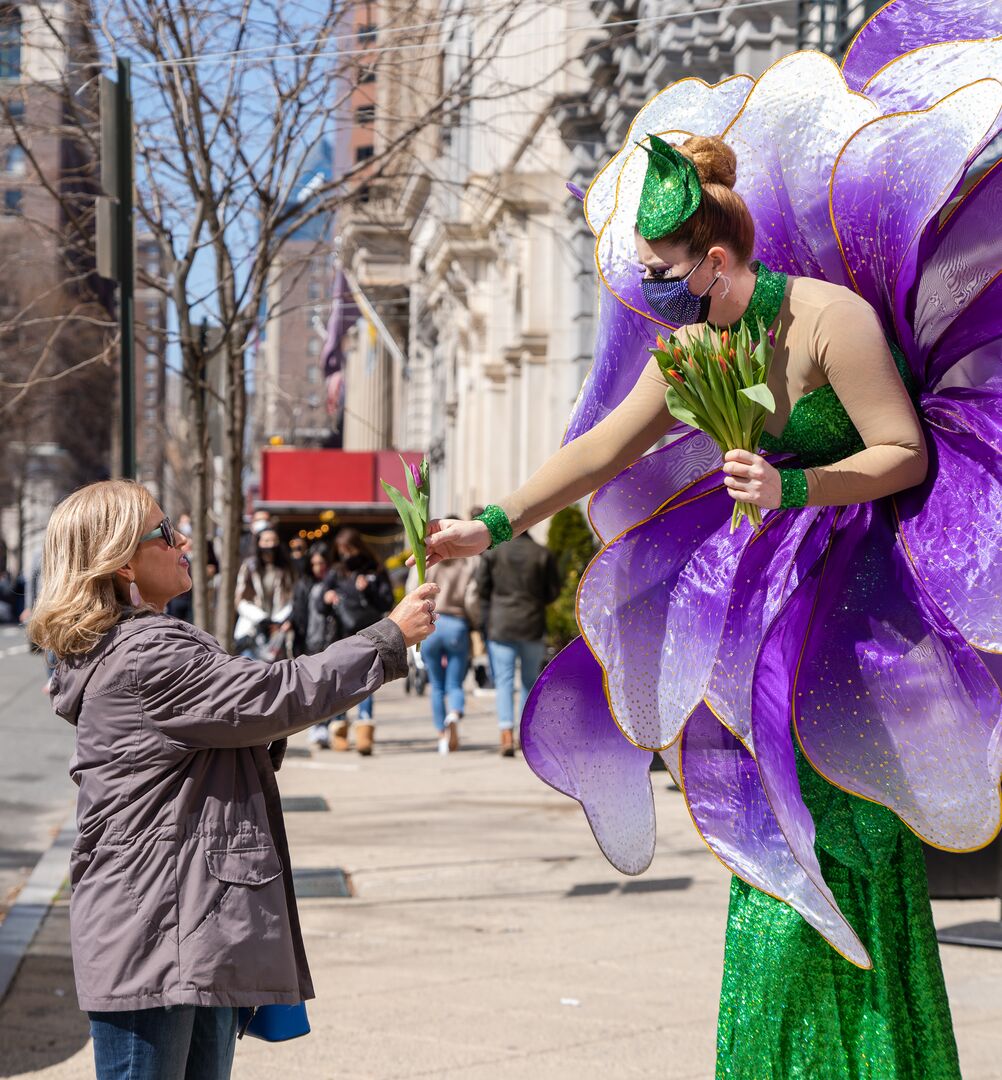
[213,336,246,652]
[181,336,212,632]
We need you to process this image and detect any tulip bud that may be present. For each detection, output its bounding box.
[767,329,775,346]
[410,463,422,489]
[656,333,669,351]
[673,346,684,361]
[720,330,729,346]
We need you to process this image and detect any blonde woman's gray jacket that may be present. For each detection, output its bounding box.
[51,611,406,1012]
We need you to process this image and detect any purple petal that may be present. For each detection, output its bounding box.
[842,0,1002,92]
[750,538,877,967]
[863,39,1002,112]
[563,273,668,444]
[791,502,1002,851]
[897,389,1002,652]
[680,704,870,967]
[829,80,1002,365]
[579,475,748,750]
[915,157,1002,380]
[926,276,1002,388]
[520,637,656,875]
[726,53,876,285]
[706,505,833,749]
[587,430,722,544]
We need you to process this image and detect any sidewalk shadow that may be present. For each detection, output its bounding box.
[0,900,89,1076]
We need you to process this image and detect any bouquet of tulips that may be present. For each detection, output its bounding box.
[381,456,430,585]
[650,319,777,533]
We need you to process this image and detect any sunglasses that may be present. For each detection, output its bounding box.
[139,517,178,550]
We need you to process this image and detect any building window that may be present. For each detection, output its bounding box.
[5,97,23,122]
[145,370,157,387]
[358,66,376,85]
[146,335,158,352]
[3,144,25,176]
[0,8,21,81]
[145,391,158,407]
[145,407,157,422]
[2,188,21,214]
[306,364,320,384]
[355,104,375,125]
[307,278,322,300]
[145,352,158,368]
[358,24,377,43]
[796,0,881,56]
[355,145,374,163]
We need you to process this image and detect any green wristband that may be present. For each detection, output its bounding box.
[475,504,513,548]
[779,469,809,509]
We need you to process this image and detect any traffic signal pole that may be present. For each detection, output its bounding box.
[97,58,135,479]
[115,58,135,480]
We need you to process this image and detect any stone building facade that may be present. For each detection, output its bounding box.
[0,1,111,583]
[329,0,877,529]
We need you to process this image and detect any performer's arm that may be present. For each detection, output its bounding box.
[799,299,927,506]
[498,358,673,536]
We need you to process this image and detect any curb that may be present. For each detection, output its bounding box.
[0,811,76,1006]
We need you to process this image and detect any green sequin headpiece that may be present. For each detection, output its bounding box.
[634,134,703,241]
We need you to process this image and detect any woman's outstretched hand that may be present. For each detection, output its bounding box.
[411,519,492,569]
[722,449,782,509]
[388,582,441,647]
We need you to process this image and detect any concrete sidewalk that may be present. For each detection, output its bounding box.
[2,679,1001,1078]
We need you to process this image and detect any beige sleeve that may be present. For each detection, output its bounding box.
[803,300,927,506]
[499,357,673,535]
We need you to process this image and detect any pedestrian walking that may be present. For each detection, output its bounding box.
[234,526,294,660]
[316,528,395,754]
[26,479,438,1080]
[291,544,342,749]
[417,551,479,754]
[475,531,560,756]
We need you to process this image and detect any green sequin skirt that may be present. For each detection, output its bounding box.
[716,753,961,1079]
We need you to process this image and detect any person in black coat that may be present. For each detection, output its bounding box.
[315,527,394,754]
[476,531,560,756]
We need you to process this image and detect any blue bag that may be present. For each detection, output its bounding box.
[237,1002,310,1042]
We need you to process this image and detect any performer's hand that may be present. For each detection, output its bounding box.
[388,582,440,646]
[413,519,491,568]
[323,590,339,605]
[355,574,370,592]
[722,450,782,509]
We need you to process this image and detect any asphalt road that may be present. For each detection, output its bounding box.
[0,627,76,922]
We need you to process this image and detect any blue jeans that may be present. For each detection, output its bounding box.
[89,1006,237,1080]
[487,639,546,731]
[332,694,373,727]
[421,614,470,732]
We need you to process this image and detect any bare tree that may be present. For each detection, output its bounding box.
[2,0,567,645]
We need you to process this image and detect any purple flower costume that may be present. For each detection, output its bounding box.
[520,4,1002,1074]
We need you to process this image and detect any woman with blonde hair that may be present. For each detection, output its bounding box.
[29,479,438,1079]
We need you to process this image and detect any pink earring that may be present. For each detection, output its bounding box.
[129,581,143,607]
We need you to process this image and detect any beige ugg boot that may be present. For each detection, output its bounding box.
[499,729,515,757]
[332,719,350,752]
[355,723,375,756]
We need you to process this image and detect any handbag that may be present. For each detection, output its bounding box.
[237,1002,311,1042]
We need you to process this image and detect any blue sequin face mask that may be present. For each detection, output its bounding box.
[641,253,717,325]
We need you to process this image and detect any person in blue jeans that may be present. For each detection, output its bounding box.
[415,551,478,753]
[89,1007,237,1080]
[476,530,560,756]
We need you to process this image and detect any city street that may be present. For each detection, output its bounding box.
[0,629,75,924]
[1,671,1001,1078]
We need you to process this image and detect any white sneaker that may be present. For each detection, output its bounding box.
[308,723,331,750]
[437,735,450,755]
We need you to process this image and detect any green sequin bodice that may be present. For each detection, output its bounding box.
[759,345,915,468]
